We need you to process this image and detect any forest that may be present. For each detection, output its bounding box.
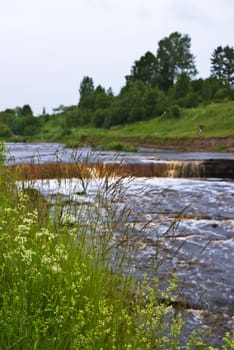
[0,31,233,139]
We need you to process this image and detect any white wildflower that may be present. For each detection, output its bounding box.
[41,255,53,265]
[21,248,35,263]
[55,245,68,260]
[14,235,27,245]
[51,263,62,273]
[17,224,31,235]
[36,228,56,240]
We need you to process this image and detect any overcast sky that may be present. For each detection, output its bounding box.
[0,0,233,115]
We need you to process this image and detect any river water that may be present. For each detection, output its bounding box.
[5,142,234,165]
[5,143,234,346]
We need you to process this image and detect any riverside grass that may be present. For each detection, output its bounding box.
[38,101,234,150]
[0,151,233,349]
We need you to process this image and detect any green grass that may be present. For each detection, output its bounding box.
[5,101,234,149]
[109,101,234,139]
[69,101,234,149]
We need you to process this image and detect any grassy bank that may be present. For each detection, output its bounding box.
[3,101,234,152]
[54,101,233,151]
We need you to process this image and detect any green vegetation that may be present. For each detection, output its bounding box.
[109,101,234,139]
[1,163,181,349]
[35,101,234,151]
[0,32,233,150]
[99,142,138,152]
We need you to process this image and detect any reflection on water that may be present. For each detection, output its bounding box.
[21,176,234,345]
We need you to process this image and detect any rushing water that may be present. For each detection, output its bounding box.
[18,176,234,346]
[6,143,234,346]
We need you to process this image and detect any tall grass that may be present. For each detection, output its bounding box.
[0,147,233,349]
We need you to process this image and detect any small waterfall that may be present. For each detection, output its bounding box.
[166,161,205,178]
[120,159,234,178]
[6,159,234,180]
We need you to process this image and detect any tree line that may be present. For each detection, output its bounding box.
[0,31,233,137]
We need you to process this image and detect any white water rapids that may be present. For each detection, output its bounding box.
[20,175,234,346]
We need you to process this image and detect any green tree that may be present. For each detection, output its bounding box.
[143,86,168,118]
[156,32,197,91]
[211,46,224,80]
[22,104,33,116]
[0,109,17,133]
[202,77,223,101]
[118,82,146,123]
[14,105,33,117]
[172,72,191,99]
[0,120,12,137]
[78,76,95,109]
[211,45,234,87]
[93,85,113,110]
[125,51,157,85]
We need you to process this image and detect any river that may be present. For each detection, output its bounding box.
[5,142,234,347]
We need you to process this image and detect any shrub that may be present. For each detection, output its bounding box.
[101,142,138,152]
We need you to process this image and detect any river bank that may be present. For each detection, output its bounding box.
[125,136,234,152]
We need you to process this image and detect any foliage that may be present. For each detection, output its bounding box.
[0,142,6,165]
[156,32,197,91]
[168,105,181,118]
[125,51,157,85]
[211,45,234,87]
[172,72,191,100]
[101,141,138,152]
[0,122,12,137]
[21,104,33,116]
[78,76,95,109]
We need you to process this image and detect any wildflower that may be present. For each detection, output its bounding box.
[51,263,62,273]
[14,235,27,245]
[41,255,53,265]
[36,228,56,240]
[20,248,35,263]
[55,245,68,261]
[17,224,31,235]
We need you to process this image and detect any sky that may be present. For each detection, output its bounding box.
[0,0,233,115]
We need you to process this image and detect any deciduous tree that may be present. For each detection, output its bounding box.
[211,45,234,87]
[125,51,157,85]
[156,32,197,91]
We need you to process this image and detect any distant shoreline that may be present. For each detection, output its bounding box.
[125,136,234,153]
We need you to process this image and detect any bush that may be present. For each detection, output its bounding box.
[101,142,138,152]
[0,123,12,137]
[169,105,181,118]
